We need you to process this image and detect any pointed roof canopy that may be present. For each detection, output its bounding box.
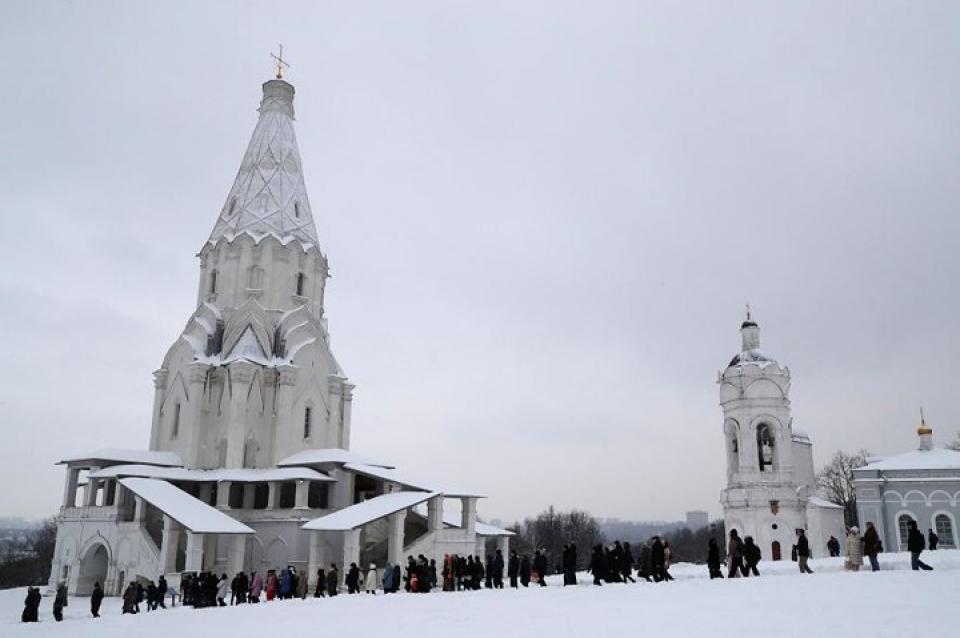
[208,79,320,246]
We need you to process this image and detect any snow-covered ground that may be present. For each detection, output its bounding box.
[4,551,959,637]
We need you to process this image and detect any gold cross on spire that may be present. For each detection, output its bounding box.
[271,45,290,80]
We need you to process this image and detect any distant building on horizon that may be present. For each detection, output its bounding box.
[685,510,709,529]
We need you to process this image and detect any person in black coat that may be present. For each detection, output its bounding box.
[621,542,636,583]
[908,521,933,570]
[650,537,665,582]
[346,562,361,593]
[314,568,326,597]
[533,550,548,586]
[519,555,532,587]
[589,544,605,586]
[707,538,724,579]
[928,529,939,551]
[743,536,761,576]
[508,550,520,588]
[22,586,41,623]
[90,581,104,617]
[796,530,814,574]
[493,549,505,589]
[157,575,168,608]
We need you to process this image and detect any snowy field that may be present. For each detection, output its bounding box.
[5,551,959,637]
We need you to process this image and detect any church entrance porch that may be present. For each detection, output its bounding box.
[76,543,109,596]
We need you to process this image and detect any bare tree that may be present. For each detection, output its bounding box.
[945,431,960,451]
[508,506,603,572]
[816,449,869,528]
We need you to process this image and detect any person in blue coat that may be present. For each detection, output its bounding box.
[382,561,395,593]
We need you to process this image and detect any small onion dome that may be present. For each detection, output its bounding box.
[741,320,758,329]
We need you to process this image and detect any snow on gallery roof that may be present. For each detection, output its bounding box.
[207,79,320,247]
[278,448,395,469]
[858,447,960,472]
[119,478,254,534]
[301,491,440,531]
[807,496,844,510]
[92,464,333,483]
[57,448,183,468]
[435,511,514,537]
[343,463,485,499]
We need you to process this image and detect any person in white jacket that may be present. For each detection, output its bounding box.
[217,574,230,606]
[364,564,379,594]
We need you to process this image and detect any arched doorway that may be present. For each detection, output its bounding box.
[771,540,782,561]
[77,543,109,596]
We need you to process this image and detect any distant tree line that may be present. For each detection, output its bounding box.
[0,520,56,589]
[506,506,604,571]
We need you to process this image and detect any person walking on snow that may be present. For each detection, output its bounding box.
[862,522,882,572]
[907,520,933,570]
[364,564,378,594]
[845,527,863,571]
[796,529,814,574]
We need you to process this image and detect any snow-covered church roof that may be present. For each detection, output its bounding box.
[858,447,960,472]
[207,79,320,247]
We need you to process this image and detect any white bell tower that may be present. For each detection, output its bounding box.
[718,312,807,561]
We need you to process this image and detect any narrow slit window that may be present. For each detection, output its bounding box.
[303,406,312,440]
[209,269,218,294]
[296,272,305,296]
[294,201,301,218]
[171,403,180,439]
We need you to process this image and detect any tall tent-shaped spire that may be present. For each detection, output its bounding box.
[208,79,319,246]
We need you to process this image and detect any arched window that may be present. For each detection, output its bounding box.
[898,514,915,550]
[209,269,218,295]
[935,514,955,548]
[295,272,306,296]
[243,439,257,469]
[757,424,774,472]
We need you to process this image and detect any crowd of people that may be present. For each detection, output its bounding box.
[22,523,944,623]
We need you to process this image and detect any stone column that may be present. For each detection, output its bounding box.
[225,361,256,468]
[62,467,79,508]
[104,559,119,595]
[295,480,310,510]
[227,535,246,576]
[328,468,355,509]
[150,369,168,450]
[203,533,217,571]
[242,484,256,509]
[273,365,299,460]
[328,378,343,448]
[387,510,407,566]
[427,497,444,533]
[185,532,204,572]
[134,496,147,523]
[460,497,478,535]
[216,481,232,509]
[307,532,323,592]
[342,529,361,574]
[159,516,181,573]
[497,535,510,557]
[267,482,279,509]
[186,362,211,467]
[84,467,101,507]
[341,384,355,449]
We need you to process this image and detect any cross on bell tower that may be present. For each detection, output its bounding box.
[271,45,290,79]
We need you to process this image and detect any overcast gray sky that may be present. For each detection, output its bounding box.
[2,1,959,525]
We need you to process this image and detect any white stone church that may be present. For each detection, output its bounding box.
[719,315,845,560]
[48,74,510,596]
